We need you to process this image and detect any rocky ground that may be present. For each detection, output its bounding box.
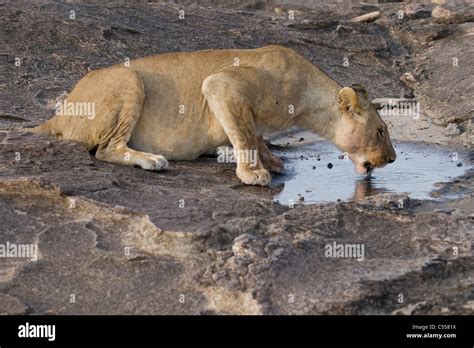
[0,0,473,314]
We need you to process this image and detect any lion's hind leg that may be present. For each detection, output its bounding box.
[94,70,168,171]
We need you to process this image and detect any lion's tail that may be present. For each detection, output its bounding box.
[24,91,68,135]
[24,118,56,135]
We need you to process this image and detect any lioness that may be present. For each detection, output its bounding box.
[29,45,396,185]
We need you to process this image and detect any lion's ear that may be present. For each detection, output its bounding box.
[338,87,359,113]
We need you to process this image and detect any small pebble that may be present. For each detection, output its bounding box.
[338,154,345,160]
[298,196,304,201]
[457,162,463,167]
[327,163,333,169]
[312,166,316,170]
[298,137,305,142]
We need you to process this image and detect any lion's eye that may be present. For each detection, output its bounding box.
[378,128,385,138]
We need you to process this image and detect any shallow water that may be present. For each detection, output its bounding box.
[272,141,471,205]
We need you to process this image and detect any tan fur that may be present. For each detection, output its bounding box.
[28,45,396,185]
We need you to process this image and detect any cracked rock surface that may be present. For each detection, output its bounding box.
[0,0,473,314]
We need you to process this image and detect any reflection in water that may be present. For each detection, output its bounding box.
[271,141,470,205]
[353,177,387,201]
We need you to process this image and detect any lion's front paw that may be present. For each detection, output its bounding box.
[263,155,284,173]
[237,168,271,186]
[138,154,169,171]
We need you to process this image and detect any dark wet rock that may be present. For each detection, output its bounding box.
[403,4,432,20]
[0,294,30,315]
[0,130,473,314]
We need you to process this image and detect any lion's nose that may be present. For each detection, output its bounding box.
[387,150,396,164]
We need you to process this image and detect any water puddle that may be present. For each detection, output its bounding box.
[272,141,471,204]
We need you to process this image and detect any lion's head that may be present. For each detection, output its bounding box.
[335,84,396,175]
